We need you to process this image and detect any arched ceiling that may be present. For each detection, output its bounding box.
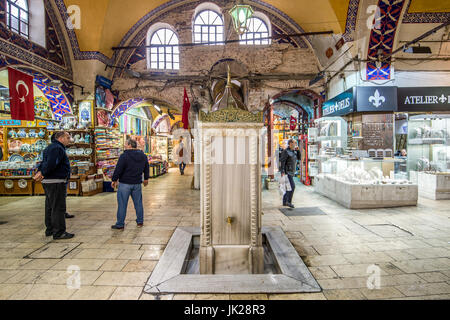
[63,0,351,58]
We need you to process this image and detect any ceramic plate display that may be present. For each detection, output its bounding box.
[18,179,27,189]
[4,180,14,189]
[84,148,93,156]
[67,147,77,156]
[77,148,84,155]
[23,153,36,162]
[9,154,24,162]
[20,144,31,153]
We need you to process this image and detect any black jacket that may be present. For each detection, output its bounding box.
[37,140,71,180]
[280,147,301,176]
[112,149,150,184]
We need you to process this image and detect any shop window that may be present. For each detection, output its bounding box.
[147,27,180,70]
[6,0,29,38]
[193,10,224,45]
[239,15,271,46]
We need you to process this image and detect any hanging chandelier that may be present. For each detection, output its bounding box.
[229,1,254,36]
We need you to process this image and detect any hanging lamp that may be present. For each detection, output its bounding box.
[229,1,254,36]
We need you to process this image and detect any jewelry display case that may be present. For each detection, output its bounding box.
[407,114,450,199]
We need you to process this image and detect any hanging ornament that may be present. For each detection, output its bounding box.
[229,2,254,36]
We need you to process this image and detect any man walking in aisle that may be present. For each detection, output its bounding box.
[175,136,188,175]
[111,138,149,230]
[280,138,301,208]
[34,131,75,240]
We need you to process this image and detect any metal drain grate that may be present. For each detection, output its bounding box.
[279,207,327,216]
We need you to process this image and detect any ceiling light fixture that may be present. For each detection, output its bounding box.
[229,0,254,36]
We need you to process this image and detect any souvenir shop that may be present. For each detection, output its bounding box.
[0,72,184,197]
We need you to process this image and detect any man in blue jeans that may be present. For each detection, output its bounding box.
[111,139,149,230]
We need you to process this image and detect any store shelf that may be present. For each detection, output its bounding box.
[97,157,119,161]
[96,107,113,113]
[408,138,448,145]
[317,136,342,141]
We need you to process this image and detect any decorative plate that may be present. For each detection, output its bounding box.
[18,179,27,189]
[20,144,31,153]
[67,147,77,156]
[9,154,24,162]
[77,148,84,155]
[4,180,14,189]
[84,148,93,156]
[23,153,36,162]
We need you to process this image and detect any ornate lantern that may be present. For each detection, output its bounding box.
[229,2,254,36]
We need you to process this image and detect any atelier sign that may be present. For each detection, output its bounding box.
[398,87,450,112]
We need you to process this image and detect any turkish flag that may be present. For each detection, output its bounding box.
[182,87,190,129]
[8,68,34,121]
[290,116,297,131]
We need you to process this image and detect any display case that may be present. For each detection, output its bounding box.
[407,114,450,199]
[151,136,169,162]
[314,117,347,160]
[314,157,417,208]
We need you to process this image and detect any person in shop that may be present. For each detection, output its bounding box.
[395,149,407,158]
[50,133,74,219]
[33,131,74,240]
[175,136,188,175]
[111,138,150,230]
[280,138,301,209]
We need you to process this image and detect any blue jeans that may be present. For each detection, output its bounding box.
[115,183,144,227]
[283,175,295,205]
[179,162,186,174]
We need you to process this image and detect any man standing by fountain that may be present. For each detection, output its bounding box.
[111,138,149,230]
[280,139,301,208]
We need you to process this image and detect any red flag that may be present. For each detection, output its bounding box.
[182,87,190,129]
[289,116,296,131]
[8,68,34,121]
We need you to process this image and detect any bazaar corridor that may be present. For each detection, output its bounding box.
[0,166,449,300]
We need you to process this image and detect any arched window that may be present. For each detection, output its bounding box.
[193,10,224,45]
[6,0,29,38]
[240,16,271,45]
[148,28,180,70]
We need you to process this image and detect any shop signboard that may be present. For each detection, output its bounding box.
[322,88,355,117]
[356,86,398,112]
[0,119,49,127]
[95,75,113,89]
[398,87,450,112]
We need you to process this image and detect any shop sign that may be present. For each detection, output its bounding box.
[356,86,398,112]
[322,88,355,117]
[0,119,21,126]
[96,75,113,89]
[0,119,49,127]
[398,87,450,112]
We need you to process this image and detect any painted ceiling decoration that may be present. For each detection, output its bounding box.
[366,0,406,81]
[54,0,114,65]
[13,67,73,119]
[111,97,145,121]
[0,0,73,80]
[402,0,450,23]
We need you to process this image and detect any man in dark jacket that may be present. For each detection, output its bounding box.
[34,131,74,240]
[280,139,301,208]
[111,139,150,230]
[50,133,74,219]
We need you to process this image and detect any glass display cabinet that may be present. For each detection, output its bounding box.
[314,157,417,209]
[407,114,450,199]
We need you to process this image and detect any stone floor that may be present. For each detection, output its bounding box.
[0,166,449,300]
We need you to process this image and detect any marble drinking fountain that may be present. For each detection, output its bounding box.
[144,71,320,295]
